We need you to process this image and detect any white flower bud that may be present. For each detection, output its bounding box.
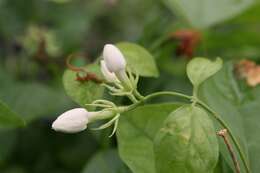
[103,44,126,73]
[52,108,88,133]
[100,60,118,83]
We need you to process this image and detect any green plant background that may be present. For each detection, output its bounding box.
[0,0,260,173]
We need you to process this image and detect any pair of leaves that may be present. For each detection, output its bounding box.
[117,103,219,173]
[63,42,159,106]
[163,0,254,28]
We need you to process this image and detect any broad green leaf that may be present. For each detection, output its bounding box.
[117,103,180,173]
[82,149,129,173]
[0,100,25,128]
[0,83,72,122]
[0,69,73,122]
[63,63,104,107]
[199,62,250,172]
[116,42,159,77]
[163,0,254,28]
[187,57,223,87]
[155,105,219,173]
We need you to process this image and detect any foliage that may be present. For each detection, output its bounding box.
[116,42,159,77]
[155,105,218,173]
[117,103,180,173]
[0,0,260,173]
[199,63,260,172]
[163,0,254,28]
[0,100,25,129]
[63,63,104,107]
[82,149,129,173]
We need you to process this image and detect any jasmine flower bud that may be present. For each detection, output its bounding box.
[52,108,88,133]
[100,60,118,83]
[103,44,126,73]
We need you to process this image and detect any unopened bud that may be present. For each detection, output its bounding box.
[103,44,126,73]
[52,108,88,133]
[100,60,118,83]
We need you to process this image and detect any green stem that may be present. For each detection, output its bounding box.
[127,94,138,103]
[115,70,132,91]
[197,100,251,173]
[123,91,192,112]
[133,90,145,100]
[88,110,115,123]
[144,91,192,101]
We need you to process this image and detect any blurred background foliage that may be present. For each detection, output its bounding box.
[0,0,260,173]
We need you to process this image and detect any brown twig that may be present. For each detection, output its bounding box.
[66,52,87,72]
[217,129,241,173]
[66,53,103,83]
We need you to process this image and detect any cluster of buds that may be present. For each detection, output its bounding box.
[101,44,140,100]
[52,44,141,135]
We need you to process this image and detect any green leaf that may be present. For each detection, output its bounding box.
[214,155,233,173]
[0,69,73,122]
[117,103,180,173]
[0,100,25,128]
[82,149,129,173]
[198,62,250,172]
[48,0,71,3]
[0,130,17,164]
[63,63,104,107]
[155,105,219,173]
[116,42,159,77]
[241,86,260,173]
[163,0,254,28]
[187,57,223,87]
[0,83,72,122]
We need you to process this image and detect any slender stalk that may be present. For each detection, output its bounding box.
[127,94,138,103]
[197,100,251,173]
[115,70,132,91]
[217,129,241,173]
[143,91,192,101]
[123,91,192,113]
[133,90,145,100]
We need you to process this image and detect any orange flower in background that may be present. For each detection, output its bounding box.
[235,59,260,87]
[171,29,201,58]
